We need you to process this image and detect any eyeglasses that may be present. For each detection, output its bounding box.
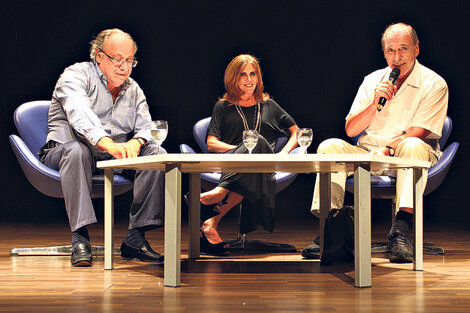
[98,48,138,68]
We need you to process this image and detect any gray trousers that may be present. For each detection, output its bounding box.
[42,141,165,232]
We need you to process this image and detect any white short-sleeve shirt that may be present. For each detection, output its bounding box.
[347,60,448,150]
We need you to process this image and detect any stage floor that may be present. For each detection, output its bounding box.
[1,218,469,312]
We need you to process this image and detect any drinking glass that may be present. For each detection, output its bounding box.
[151,120,168,153]
[297,128,313,154]
[243,130,259,154]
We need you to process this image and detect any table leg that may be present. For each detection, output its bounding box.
[164,166,182,287]
[318,173,331,255]
[188,173,201,259]
[104,169,114,270]
[413,168,424,271]
[354,165,371,288]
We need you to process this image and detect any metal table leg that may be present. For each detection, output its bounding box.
[188,173,201,259]
[354,165,371,288]
[164,166,182,287]
[104,168,114,270]
[413,168,425,271]
[318,173,331,255]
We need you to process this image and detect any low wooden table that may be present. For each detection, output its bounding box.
[97,153,429,288]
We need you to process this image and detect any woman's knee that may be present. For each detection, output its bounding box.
[248,135,273,153]
[257,135,273,151]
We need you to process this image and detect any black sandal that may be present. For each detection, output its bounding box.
[200,232,229,256]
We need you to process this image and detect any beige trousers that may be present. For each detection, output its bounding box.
[311,137,438,215]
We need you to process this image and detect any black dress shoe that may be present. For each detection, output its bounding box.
[71,242,92,267]
[120,240,164,262]
[200,232,229,256]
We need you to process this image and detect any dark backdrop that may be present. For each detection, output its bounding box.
[2,0,468,227]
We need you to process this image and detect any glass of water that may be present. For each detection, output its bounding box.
[151,120,168,153]
[297,128,313,154]
[243,130,259,154]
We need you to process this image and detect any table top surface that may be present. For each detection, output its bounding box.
[97,153,430,173]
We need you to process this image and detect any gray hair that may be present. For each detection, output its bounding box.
[89,28,138,61]
[381,23,419,50]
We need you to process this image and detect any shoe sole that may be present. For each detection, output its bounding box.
[201,251,229,256]
[389,256,413,263]
[301,251,320,259]
[389,252,413,263]
[121,255,164,263]
[72,259,92,267]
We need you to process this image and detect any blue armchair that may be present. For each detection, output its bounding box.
[345,116,459,211]
[9,100,134,255]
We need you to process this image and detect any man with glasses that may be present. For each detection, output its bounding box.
[41,29,165,266]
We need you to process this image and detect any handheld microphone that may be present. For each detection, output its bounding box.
[377,68,400,111]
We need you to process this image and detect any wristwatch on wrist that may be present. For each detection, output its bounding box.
[135,137,146,147]
[385,145,395,157]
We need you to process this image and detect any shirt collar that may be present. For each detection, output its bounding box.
[404,59,421,88]
[93,61,106,82]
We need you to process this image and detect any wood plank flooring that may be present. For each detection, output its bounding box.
[1,218,470,312]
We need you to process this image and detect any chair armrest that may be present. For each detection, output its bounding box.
[10,135,134,198]
[179,144,196,154]
[425,142,459,195]
[9,135,61,180]
[9,134,63,197]
[428,142,459,178]
[289,147,304,155]
[273,147,302,192]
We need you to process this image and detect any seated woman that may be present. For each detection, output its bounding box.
[200,54,300,255]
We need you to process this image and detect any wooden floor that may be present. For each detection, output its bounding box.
[1,218,470,312]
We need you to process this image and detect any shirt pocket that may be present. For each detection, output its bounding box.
[396,108,414,134]
[113,101,136,134]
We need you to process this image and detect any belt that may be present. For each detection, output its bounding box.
[38,140,58,157]
[46,140,58,149]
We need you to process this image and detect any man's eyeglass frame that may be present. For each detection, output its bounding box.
[98,48,138,68]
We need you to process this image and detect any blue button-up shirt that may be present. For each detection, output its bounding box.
[47,61,152,148]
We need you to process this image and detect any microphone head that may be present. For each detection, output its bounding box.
[389,68,401,83]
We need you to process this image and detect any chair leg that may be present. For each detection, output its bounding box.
[226,202,297,252]
[10,245,121,256]
[228,236,297,252]
[227,233,247,248]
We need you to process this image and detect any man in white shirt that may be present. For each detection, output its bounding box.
[303,23,448,263]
